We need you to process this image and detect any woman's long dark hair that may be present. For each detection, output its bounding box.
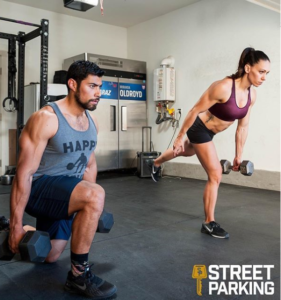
[229,48,270,79]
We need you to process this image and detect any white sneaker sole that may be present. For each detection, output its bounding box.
[201,227,229,239]
[151,173,158,183]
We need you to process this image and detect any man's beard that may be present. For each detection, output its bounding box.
[74,91,99,111]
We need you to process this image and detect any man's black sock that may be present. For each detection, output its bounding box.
[71,251,89,277]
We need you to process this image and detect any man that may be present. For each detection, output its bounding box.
[9,60,117,299]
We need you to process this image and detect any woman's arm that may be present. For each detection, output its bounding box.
[233,89,257,170]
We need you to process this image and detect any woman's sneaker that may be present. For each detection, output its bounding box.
[151,164,162,182]
[64,264,117,299]
[201,221,229,239]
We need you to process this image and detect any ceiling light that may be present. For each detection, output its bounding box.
[64,0,99,12]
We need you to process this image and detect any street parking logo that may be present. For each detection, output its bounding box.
[192,265,275,296]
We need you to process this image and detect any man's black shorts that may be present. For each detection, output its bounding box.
[25,175,82,240]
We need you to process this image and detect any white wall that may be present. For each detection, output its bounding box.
[0,0,127,173]
[0,0,279,176]
[127,0,280,172]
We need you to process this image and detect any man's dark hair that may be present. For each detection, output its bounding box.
[66,60,104,92]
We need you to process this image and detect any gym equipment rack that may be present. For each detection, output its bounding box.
[0,17,49,157]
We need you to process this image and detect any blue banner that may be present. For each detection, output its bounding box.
[119,83,146,101]
[100,81,118,100]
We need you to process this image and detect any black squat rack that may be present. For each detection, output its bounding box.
[0,17,49,158]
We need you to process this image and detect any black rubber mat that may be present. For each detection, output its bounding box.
[0,185,11,195]
[0,174,279,300]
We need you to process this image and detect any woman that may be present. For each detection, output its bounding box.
[151,48,270,239]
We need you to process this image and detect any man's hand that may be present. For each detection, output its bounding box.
[173,136,185,157]
[232,157,241,172]
[8,227,26,253]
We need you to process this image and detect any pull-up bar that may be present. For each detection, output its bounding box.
[0,16,41,27]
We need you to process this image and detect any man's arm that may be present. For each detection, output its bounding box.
[83,115,99,183]
[233,89,257,170]
[9,109,57,253]
[83,152,98,183]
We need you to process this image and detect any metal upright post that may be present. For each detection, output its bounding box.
[8,37,17,98]
[40,19,49,107]
[16,31,26,159]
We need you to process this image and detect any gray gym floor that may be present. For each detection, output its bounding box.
[0,173,280,300]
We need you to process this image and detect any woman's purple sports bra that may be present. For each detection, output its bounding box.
[208,79,251,122]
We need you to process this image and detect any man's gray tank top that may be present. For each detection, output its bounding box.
[33,102,97,180]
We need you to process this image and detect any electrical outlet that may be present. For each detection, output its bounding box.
[178,108,181,114]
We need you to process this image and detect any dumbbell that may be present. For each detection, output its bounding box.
[220,159,254,176]
[0,230,52,262]
[97,210,114,233]
[0,209,113,262]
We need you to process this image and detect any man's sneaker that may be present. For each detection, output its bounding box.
[64,264,117,299]
[151,164,162,182]
[201,221,229,239]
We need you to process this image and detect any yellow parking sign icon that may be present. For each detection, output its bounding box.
[192,265,207,296]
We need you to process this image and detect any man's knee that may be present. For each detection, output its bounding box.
[45,240,68,263]
[45,253,60,263]
[45,247,62,263]
[82,183,105,212]
[70,182,105,215]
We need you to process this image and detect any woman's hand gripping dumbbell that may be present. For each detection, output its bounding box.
[220,159,254,176]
